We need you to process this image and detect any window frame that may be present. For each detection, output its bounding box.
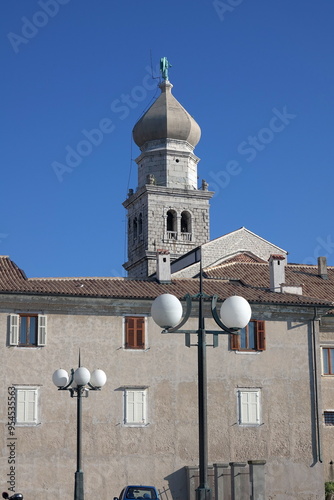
[237,388,261,426]
[9,313,47,347]
[230,320,265,352]
[123,316,146,350]
[166,209,177,240]
[322,347,334,375]
[15,386,40,426]
[324,411,334,426]
[123,388,147,426]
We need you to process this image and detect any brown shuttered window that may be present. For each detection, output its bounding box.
[230,320,266,351]
[125,317,145,349]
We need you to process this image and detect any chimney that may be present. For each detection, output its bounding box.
[318,256,328,279]
[269,254,286,292]
[156,250,171,284]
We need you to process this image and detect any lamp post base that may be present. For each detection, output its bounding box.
[196,486,211,500]
[74,470,84,500]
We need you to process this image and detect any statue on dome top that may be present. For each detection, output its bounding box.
[160,57,172,81]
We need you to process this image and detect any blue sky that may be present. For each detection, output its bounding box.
[1,0,334,277]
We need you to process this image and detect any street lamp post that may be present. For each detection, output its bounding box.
[52,355,107,500]
[151,266,251,500]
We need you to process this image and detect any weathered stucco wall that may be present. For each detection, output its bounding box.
[0,294,325,499]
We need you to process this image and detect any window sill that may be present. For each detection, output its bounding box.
[123,423,149,428]
[123,347,148,352]
[238,423,263,427]
[8,346,43,349]
[15,422,41,427]
[234,350,261,355]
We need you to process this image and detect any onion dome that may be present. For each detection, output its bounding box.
[133,80,201,148]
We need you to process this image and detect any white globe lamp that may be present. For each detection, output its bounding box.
[73,367,91,386]
[151,293,183,329]
[52,369,69,388]
[220,295,252,329]
[90,369,107,388]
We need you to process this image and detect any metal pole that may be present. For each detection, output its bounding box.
[74,387,84,500]
[196,259,211,500]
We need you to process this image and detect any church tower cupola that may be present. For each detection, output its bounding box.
[132,79,201,150]
[123,59,213,278]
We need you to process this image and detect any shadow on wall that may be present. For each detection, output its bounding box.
[163,467,190,500]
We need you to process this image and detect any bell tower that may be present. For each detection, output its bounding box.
[123,59,213,278]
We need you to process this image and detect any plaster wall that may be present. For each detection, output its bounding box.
[0,295,325,499]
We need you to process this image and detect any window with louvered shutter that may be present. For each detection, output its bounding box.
[16,387,39,425]
[230,321,265,351]
[37,315,47,346]
[8,313,47,347]
[238,389,261,425]
[124,389,147,425]
[9,314,19,345]
[125,317,145,349]
[256,321,266,351]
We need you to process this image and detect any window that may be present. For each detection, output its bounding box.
[15,386,39,425]
[231,321,265,351]
[9,314,47,347]
[166,210,177,239]
[124,388,147,425]
[324,411,334,425]
[237,389,261,425]
[138,213,143,236]
[124,317,145,349]
[133,217,138,242]
[322,348,334,375]
[180,211,192,241]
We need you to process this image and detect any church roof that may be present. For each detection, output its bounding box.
[132,80,201,148]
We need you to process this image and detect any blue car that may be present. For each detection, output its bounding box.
[114,486,159,500]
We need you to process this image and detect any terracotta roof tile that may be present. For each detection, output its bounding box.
[223,254,266,263]
[205,261,334,302]
[0,256,332,308]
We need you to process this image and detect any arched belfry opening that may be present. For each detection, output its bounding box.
[181,211,192,241]
[138,213,143,236]
[166,210,177,240]
[133,217,137,242]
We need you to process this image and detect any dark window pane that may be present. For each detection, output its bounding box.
[29,316,37,345]
[20,317,27,344]
[330,349,334,374]
[323,349,329,374]
[248,322,256,349]
[240,328,247,349]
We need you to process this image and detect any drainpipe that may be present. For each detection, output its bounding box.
[312,308,322,463]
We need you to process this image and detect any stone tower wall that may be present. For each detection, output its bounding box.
[123,185,213,278]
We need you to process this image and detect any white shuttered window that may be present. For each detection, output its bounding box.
[9,314,19,345]
[9,314,47,346]
[124,389,147,425]
[16,387,39,425]
[238,389,261,425]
